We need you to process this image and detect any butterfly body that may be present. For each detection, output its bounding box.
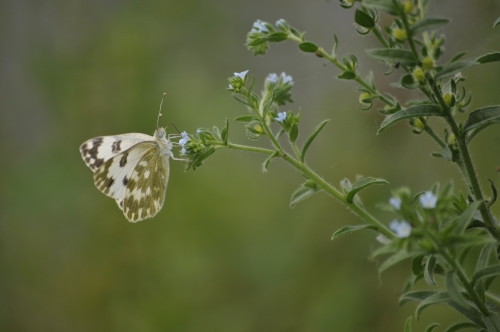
[80,128,177,222]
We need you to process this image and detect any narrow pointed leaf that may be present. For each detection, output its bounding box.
[454,201,482,234]
[221,118,229,145]
[379,249,424,274]
[446,271,469,308]
[416,292,450,320]
[378,105,442,134]
[424,255,438,286]
[232,94,253,107]
[463,106,500,134]
[399,290,437,306]
[443,322,479,332]
[234,115,257,122]
[301,120,329,162]
[495,17,500,27]
[345,177,389,204]
[425,323,440,332]
[488,179,497,206]
[435,61,477,80]
[404,316,412,332]
[338,71,356,80]
[474,243,494,302]
[266,32,289,42]
[411,18,450,35]
[362,0,397,15]
[289,123,299,143]
[290,182,319,208]
[476,52,500,64]
[472,265,500,285]
[412,254,426,275]
[331,224,378,240]
[483,315,500,332]
[262,151,279,172]
[366,49,417,65]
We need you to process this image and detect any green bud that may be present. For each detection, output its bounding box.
[392,28,407,42]
[421,57,435,70]
[442,92,453,107]
[359,92,372,104]
[412,66,426,83]
[447,133,456,145]
[403,1,414,14]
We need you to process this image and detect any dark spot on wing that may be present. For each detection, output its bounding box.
[123,177,129,186]
[81,137,105,170]
[94,158,104,168]
[106,178,114,188]
[112,140,122,152]
[119,152,128,167]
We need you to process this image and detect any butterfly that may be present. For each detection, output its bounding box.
[80,94,184,222]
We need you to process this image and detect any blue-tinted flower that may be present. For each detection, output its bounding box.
[420,191,437,209]
[389,197,402,210]
[266,73,279,84]
[390,220,412,238]
[276,19,287,30]
[228,84,234,89]
[252,20,268,33]
[280,72,293,85]
[276,112,287,123]
[196,128,202,134]
[181,147,189,155]
[234,70,249,79]
[179,131,190,146]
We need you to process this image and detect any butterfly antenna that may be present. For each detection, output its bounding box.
[165,123,183,134]
[156,92,167,129]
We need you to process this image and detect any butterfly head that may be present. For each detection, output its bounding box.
[155,127,167,139]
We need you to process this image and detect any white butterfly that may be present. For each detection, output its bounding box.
[80,97,183,222]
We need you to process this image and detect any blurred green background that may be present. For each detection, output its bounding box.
[1,1,500,331]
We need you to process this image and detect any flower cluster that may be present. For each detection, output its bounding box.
[389,220,412,238]
[246,19,294,56]
[263,72,294,106]
[228,70,249,93]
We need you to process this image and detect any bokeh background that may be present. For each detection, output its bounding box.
[2,0,500,331]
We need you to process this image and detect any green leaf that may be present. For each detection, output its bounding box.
[232,94,253,107]
[378,105,442,134]
[435,61,477,80]
[399,291,437,306]
[379,250,424,274]
[290,181,319,208]
[362,0,397,15]
[354,9,375,29]
[338,71,356,80]
[424,255,438,286]
[463,106,500,134]
[488,179,498,207]
[472,265,500,285]
[186,147,216,171]
[331,224,378,240]
[425,323,440,332]
[262,151,279,172]
[483,315,500,332]
[476,52,500,64]
[299,42,318,53]
[289,123,299,143]
[400,73,417,89]
[221,118,229,145]
[404,316,412,332]
[265,32,289,42]
[234,115,257,122]
[412,254,425,275]
[301,120,329,162]
[446,271,469,308]
[416,292,450,320]
[411,18,450,35]
[494,17,500,28]
[449,52,467,64]
[345,177,389,204]
[443,322,479,332]
[454,201,482,234]
[366,49,417,65]
[474,243,494,302]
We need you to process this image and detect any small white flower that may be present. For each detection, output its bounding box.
[390,220,412,238]
[280,72,293,85]
[389,197,402,210]
[234,70,249,79]
[179,131,190,146]
[181,147,189,155]
[266,73,279,84]
[252,20,268,33]
[276,19,287,29]
[196,129,202,134]
[276,112,287,123]
[228,84,234,89]
[420,191,437,209]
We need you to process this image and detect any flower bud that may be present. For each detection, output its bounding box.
[412,66,425,83]
[442,92,453,107]
[421,57,435,70]
[392,28,407,42]
[403,1,414,14]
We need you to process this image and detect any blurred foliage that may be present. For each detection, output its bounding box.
[1,0,500,331]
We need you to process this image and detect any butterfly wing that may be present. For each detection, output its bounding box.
[121,148,170,222]
[80,133,153,172]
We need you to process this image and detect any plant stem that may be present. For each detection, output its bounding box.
[424,125,446,148]
[429,81,500,239]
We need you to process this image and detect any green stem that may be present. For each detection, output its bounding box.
[315,47,394,106]
[424,125,446,148]
[429,81,500,239]
[397,2,419,60]
[372,25,389,48]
